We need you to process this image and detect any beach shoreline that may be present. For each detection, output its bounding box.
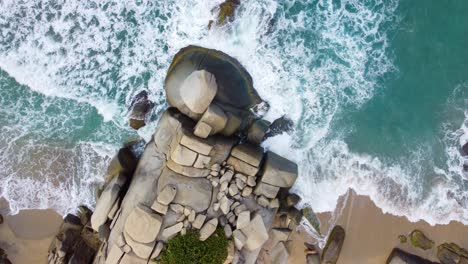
[2,190,466,263]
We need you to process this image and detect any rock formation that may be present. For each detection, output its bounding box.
[48,46,303,264]
[437,243,468,264]
[386,248,439,264]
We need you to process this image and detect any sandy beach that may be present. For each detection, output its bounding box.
[1,191,467,264]
[0,209,62,264]
[290,191,468,263]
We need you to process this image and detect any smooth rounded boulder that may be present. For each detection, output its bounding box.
[124,204,163,244]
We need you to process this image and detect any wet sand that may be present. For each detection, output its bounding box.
[0,209,62,264]
[289,191,468,263]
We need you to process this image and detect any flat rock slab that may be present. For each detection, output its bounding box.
[124,205,162,244]
[321,225,345,264]
[157,167,212,212]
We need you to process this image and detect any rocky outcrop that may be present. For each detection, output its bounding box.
[386,248,439,264]
[48,211,100,264]
[321,225,346,264]
[410,230,434,250]
[51,46,304,264]
[128,90,154,130]
[437,243,468,264]
[208,0,241,29]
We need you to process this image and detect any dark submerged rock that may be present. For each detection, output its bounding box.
[265,116,294,139]
[321,225,345,264]
[128,90,154,130]
[461,142,468,156]
[409,230,434,250]
[386,248,438,264]
[214,0,240,27]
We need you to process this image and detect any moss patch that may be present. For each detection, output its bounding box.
[160,227,228,264]
[409,230,434,250]
[398,235,407,243]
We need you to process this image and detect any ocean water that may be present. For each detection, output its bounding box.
[0,0,467,225]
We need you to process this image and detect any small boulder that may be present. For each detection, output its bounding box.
[227,156,259,176]
[247,176,256,187]
[194,121,212,139]
[179,134,213,155]
[151,200,168,215]
[242,186,253,197]
[224,224,233,238]
[157,184,177,205]
[161,222,184,241]
[128,90,154,130]
[91,174,125,231]
[192,214,207,229]
[409,230,434,250]
[321,225,345,264]
[233,229,247,250]
[236,211,250,229]
[265,116,294,139]
[199,218,218,241]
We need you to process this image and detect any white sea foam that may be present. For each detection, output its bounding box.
[1,0,467,226]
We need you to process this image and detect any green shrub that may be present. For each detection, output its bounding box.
[160,227,228,264]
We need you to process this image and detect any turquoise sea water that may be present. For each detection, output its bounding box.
[0,0,467,225]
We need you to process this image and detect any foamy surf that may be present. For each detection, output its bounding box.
[1,0,467,227]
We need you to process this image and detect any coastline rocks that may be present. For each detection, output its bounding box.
[124,205,162,244]
[157,184,177,205]
[91,174,126,231]
[437,243,468,264]
[260,151,298,188]
[211,0,240,27]
[321,225,345,264]
[128,90,154,130]
[165,46,263,133]
[386,248,438,264]
[196,104,228,137]
[240,214,269,251]
[409,230,434,250]
[265,116,294,139]
[302,205,321,235]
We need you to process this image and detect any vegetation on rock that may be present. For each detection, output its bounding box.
[409,230,434,250]
[302,205,321,235]
[398,235,407,243]
[160,227,228,264]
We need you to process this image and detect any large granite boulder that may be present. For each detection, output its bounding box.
[91,174,127,231]
[260,151,298,188]
[386,248,438,264]
[178,70,217,116]
[321,225,345,264]
[124,204,163,244]
[165,46,264,133]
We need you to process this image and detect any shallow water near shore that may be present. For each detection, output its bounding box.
[0,0,467,227]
